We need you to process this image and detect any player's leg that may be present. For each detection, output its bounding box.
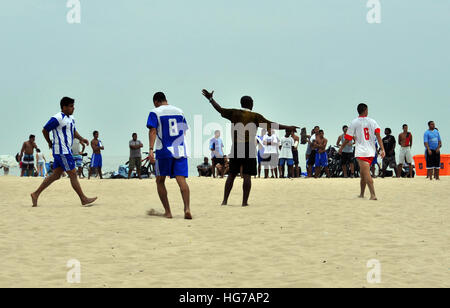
[360,159,377,200]
[357,159,368,198]
[175,176,191,219]
[242,174,252,206]
[31,167,64,207]
[223,173,236,205]
[173,158,191,218]
[66,169,98,206]
[156,176,172,218]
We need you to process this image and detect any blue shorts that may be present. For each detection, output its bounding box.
[279,158,294,166]
[91,154,102,168]
[73,155,83,168]
[53,154,76,172]
[155,157,188,178]
[315,152,328,167]
[372,155,378,166]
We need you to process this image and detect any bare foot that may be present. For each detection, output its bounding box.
[370,196,378,201]
[147,209,173,219]
[221,201,227,206]
[81,197,98,206]
[242,203,249,207]
[358,195,365,199]
[184,211,192,220]
[31,193,39,207]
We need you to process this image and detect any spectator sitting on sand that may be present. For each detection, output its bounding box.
[197,157,213,177]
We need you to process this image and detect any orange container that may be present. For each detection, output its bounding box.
[414,154,450,176]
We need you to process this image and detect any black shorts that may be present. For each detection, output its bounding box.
[341,152,354,165]
[307,150,317,166]
[212,157,225,166]
[292,150,299,165]
[426,150,441,169]
[229,158,257,176]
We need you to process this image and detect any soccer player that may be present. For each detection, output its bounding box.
[30,97,97,207]
[147,92,192,219]
[202,89,297,206]
[88,131,104,179]
[339,103,385,200]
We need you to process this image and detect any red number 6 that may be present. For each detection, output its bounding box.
[364,128,370,141]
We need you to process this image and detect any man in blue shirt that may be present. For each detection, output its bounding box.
[424,121,442,180]
[30,97,97,207]
[147,92,192,220]
[209,130,225,178]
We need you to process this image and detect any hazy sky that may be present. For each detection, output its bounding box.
[1,0,448,160]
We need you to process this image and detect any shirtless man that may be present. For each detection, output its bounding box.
[315,130,330,178]
[307,126,320,178]
[398,124,414,178]
[291,129,301,177]
[88,131,104,179]
[20,135,38,177]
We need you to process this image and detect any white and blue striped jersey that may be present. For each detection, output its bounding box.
[44,112,76,155]
[147,105,188,159]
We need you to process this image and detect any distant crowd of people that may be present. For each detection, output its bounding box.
[195,122,443,181]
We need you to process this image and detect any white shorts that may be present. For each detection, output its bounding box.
[399,147,413,165]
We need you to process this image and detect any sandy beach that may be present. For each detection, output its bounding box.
[0,176,448,288]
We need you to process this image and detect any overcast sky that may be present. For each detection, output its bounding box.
[1,0,448,160]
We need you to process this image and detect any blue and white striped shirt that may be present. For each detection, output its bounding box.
[44,113,76,155]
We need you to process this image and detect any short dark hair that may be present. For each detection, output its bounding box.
[29,135,35,139]
[403,124,408,128]
[343,125,348,130]
[319,130,324,134]
[93,131,99,136]
[36,149,41,153]
[428,121,434,127]
[240,96,254,110]
[153,92,167,103]
[385,128,392,134]
[357,103,368,115]
[60,97,75,109]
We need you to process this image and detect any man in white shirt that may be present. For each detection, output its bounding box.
[339,103,385,200]
[279,129,295,178]
[263,129,280,178]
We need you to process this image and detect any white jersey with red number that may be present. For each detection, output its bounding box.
[345,117,381,158]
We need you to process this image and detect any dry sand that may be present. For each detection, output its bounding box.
[0,176,448,288]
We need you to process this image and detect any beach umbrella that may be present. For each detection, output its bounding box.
[0,155,19,168]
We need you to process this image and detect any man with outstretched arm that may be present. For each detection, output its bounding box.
[202,89,298,207]
[31,97,97,207]
[339,103,385,200]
